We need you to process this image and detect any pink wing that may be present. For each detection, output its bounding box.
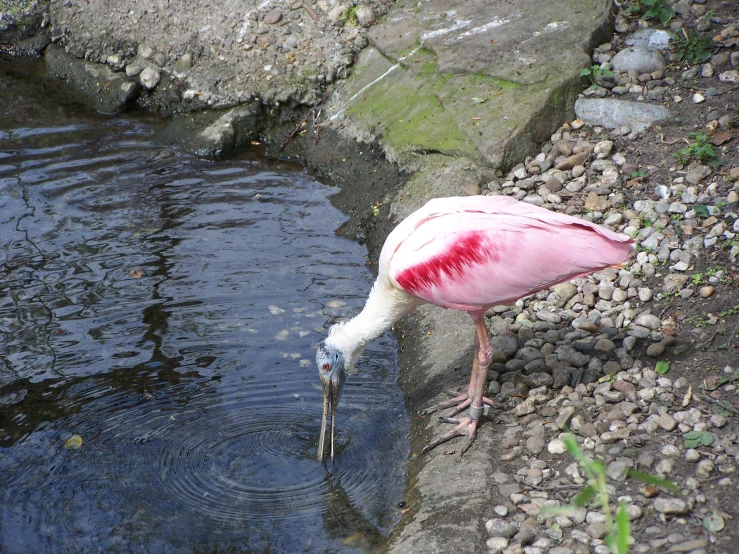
[380,196,635,312]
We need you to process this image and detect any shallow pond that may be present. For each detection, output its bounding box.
[0,58,408,553]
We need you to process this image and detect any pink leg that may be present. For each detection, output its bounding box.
[423,316,495,455]
[420,324,494,417]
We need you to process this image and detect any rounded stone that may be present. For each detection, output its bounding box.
[685,449,701,462]
[646,342,666,357]
[654,497,689,514]
[611,47,667,74]
[486,537,509,552]
[485,518,518,539]
[354,6,377,27]
[548,438,567,454]
[139,66,161,90]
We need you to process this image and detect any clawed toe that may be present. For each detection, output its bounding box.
[419,392,469,416]
[420,393,494,417]
[421,415,481,455]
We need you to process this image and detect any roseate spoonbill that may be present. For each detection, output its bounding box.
[317,196,635,461]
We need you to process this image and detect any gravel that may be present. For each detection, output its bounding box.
[476,6,739,551]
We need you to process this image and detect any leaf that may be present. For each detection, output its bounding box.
[572,484,597,507]
[626,469,681,494]
[709,130,732,146]
[704,511,725,532]
[655,361,670,374]
[588,459,606,475]
[579,68,592,77]
[694,205,710,218]
[711,403,732,417]
[614,502,631,554]
[718,399,735,412]
[682,430,714,448]
[64,434,83,450]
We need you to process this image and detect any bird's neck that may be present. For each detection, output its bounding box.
[326,277,422,371]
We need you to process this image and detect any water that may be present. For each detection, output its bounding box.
[0,58,408,553]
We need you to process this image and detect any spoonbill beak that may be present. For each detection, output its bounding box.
[318,363,345,461]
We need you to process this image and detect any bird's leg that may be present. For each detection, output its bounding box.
[420,326,495,417]
[423,318,495,455]
[419,333,479,416]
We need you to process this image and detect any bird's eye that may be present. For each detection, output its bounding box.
[322,363,330,370]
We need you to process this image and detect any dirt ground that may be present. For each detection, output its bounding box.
[613,8,739,385]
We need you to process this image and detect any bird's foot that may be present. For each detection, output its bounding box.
[421,413,481,456]
[420,391,494,418]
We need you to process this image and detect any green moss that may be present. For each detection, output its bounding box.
[345,54,530,160]
[347,70,473,156]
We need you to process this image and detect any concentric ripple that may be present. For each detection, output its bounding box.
[0,58,408,553]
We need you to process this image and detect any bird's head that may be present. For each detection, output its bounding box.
[316,340,346,462]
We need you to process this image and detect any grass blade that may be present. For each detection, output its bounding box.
[626,469,681,494]
[572,484,597,507]
[615,502,631,554]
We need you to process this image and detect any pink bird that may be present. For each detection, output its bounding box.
[317,196,635,460]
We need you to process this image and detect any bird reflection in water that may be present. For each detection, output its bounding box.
[321,466,384,553]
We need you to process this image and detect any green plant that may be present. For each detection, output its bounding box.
[691,273,703,286]
[686,314,708,327]
[580,64,615,89]
[672,29,712,65]
[543,434,679,554]
[683,430,714,448]
[342,5,359,26]
[719,305,739,317]
[628,0,675,25]
[674,133,722,168]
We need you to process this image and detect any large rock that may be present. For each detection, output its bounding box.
[180,103,263,157]
[45,45,139,113]
[575,98,670,133]
[0,0,50,54]
[330,0,614,168]
[611,46,667,73]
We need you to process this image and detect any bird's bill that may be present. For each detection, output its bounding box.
[318,371,344,462]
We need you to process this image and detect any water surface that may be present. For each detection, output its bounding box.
[0,58,408,553]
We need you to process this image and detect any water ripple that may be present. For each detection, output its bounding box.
[0,79,407,553]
